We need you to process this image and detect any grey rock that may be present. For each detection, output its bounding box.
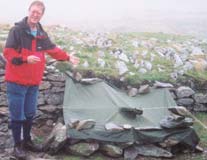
[50,82,65,87]
[38,105,61,113]
[124,146,138,160]
[160,115,193,129]
[0,123,8,132]
[66,142,99,156]
[42,123,65,151]
[100,144,123,158]
[0,82,6,92]
[159,137,179,148]
[49,125,68,154]
[76,119,96,130]
[39,81,52,90]
[138,68,147,74]
[38,96,46,106]
[116,61,128,75]
[45,93,64,105]
[118,53,129,62]
[74,72,82,81]
[80,78,102,85]
[105,123,123,131]
[0,131,13,149]
[173,54,183,67]
[0,107,9,116]
[0,116,8,124]
[154,81,174,88]
[177,98,194,106]
[135,144,173,158]
[46,119,54,127]
[138,85,150,94]
[0,76,4,83]
[144,61,152,71]
[193,103,207,112]
[0,69,5,76]
[191,47,204,55]
[194,93,207,104]
[183,61,194,71]
[67,118,79,128]
[0,94,7,106]
[176,86,195,98]
[51,87,65,93]
[128,88,138,97]
[47,74,66,82]
[82,61,89,68]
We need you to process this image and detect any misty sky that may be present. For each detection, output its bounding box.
[0,0,207,33]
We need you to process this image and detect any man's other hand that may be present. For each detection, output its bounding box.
[69,54,80,65]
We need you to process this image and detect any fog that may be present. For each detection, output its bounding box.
[0,0,207,36]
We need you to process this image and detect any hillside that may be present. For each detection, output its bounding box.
[1,24,207,86]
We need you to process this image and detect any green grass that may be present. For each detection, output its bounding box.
[55,61,74,72]
[186,113,207,160]
[125,71,173,85]
[185,70,207,82]
[192,155,207,160]
[34,136,45,144]
[63,156,81,160]
[194,112,207,147]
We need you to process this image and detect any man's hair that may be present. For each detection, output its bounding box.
[29,0,45,13]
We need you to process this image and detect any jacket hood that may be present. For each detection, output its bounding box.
[15,17,31,29]
[14,17,45,36]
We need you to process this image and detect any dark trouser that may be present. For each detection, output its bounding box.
[7,82,39,145]
[23,117,33,141]
[10,118,33,145]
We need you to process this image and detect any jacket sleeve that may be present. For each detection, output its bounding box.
[43,35,70,61]
[46,47,70,61]
[39,30,70,61]
[3,27,27,65]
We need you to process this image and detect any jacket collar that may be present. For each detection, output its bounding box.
[15,17,46,38]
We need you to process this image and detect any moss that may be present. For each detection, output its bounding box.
[185,70,207,82]
[55,61,73,72]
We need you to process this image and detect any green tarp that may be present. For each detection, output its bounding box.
[63,77,199,148]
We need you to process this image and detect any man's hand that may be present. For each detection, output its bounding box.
[27,55,41,64]
[69,54,80,65]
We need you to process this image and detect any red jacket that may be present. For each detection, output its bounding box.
[4,17,70,85]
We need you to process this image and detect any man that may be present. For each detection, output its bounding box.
[3,1,79,159]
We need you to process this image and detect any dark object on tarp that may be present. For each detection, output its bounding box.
[63,77,200,149]
[119,107,143,119]
[160,115,194,129]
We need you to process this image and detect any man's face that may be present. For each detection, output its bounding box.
[28,5,44,25]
